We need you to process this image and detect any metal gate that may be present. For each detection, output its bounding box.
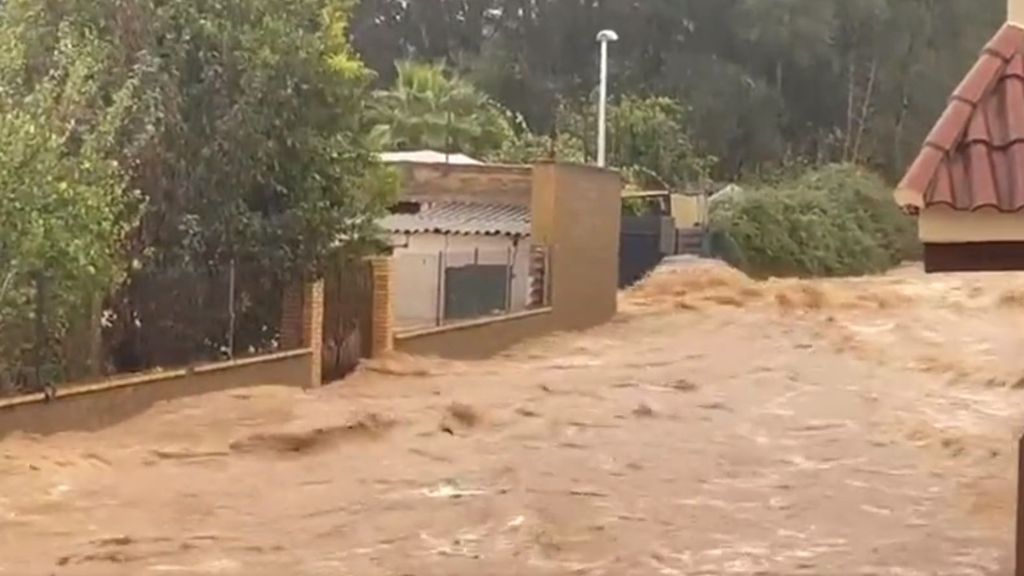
[321,256,373,383]
[619,215,675,288]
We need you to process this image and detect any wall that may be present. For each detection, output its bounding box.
[391,233,532,329]
[671,194,708,228]
[532,163,622,330]
[395,309,553,359]
[919,205,1024,242]
[393,162,533,207]
[394,163,622,358]
[0,278,327,437]
[0,350,312,438]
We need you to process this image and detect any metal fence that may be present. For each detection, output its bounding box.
[392,245,551,331]
[0,259,289,398]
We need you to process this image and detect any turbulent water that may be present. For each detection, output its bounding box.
[3,261,1024,575]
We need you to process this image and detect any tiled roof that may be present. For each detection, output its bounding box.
[897,24,1024,213]
[380,201,530,237]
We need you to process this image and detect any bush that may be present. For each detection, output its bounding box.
[708,164,920,278]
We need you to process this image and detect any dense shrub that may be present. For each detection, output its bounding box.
[708,164,920,278]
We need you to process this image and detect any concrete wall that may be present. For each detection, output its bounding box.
[391,232,532,329]
[393,162,533,207]
[394,163,622,358]
[532,163,622,330]
[395,309,553,359]
[671,194,708,228]
[0,350,312,438]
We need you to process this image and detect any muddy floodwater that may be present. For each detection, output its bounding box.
[3,262,1024,575]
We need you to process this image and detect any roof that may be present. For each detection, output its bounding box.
[380,201,530,237]
[380,150,484,166]
[897,24,1024,214]
[622,190,671,199]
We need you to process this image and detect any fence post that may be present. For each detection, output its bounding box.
[505,246,513,312]
[368,256,393,358]
[227,259,236,360]
[436,250,448,327]
[32,272,47,388]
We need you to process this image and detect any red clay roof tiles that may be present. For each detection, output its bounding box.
[897,24,1024,213]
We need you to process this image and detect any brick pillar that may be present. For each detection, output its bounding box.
[280,279,324,387]
[280,282,304,351]
[368,257,394,358]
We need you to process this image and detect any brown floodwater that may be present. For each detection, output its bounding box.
[3,261,1024,575]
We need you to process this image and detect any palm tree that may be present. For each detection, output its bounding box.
[367,61,512,156]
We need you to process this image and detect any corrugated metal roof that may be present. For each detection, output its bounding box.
[380,201,530,237]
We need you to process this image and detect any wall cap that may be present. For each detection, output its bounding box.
[395,308,553,341]
[0,349,313,411]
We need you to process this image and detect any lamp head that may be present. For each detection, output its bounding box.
[596,30,619,43]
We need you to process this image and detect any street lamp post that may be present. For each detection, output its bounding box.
[596,29,619,168]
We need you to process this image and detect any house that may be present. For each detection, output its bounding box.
[380,199,534,329]
[895,0,1024,272]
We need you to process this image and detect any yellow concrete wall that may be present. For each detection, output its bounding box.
[394,309,553,359]
[533,163,622,329]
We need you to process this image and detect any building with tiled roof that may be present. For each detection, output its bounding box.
[896,0,1024,271]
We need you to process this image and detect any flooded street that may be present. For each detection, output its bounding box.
[3,262,1024,575]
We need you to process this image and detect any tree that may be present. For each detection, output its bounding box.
[0,0,396,375]
[0,8,143,385]
[349,0,1007,182]
[367,60,515,157]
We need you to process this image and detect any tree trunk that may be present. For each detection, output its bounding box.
[843,54,857,162]
[852,55,879,164]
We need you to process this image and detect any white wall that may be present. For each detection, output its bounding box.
[391,233,532,329]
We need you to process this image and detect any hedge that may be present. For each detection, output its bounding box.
[708,164,920,278]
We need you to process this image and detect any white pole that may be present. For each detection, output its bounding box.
[598,40,609,168]
[596,30,618,168]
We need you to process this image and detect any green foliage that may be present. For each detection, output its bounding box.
[490,110,585,164]
[0,10,143,378]
[0,0,395,379]
[493,96,711,190]
[368,60,515,157]
[708,164,919,278]
[350,0,1003,180]
[607,96,712,190]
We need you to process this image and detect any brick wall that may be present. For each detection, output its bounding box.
[394,163,533,207]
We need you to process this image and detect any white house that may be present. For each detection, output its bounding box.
[380,200,533,329]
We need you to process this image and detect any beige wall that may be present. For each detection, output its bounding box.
[394,163,533,207]
[919,206,1024,243]
[671,194,708,228]
[394,163,622,358]
[532,163,621,330]
[395,309,553,359]
[0,351,312,439]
